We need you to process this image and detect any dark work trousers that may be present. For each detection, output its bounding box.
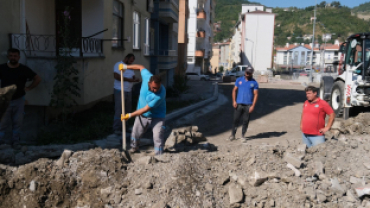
[231,104,251,137]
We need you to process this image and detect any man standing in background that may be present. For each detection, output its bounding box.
[229,66,258,142]
[113,54,139,134]
[0,48,41,147]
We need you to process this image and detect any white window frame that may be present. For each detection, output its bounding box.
[144,18,150,55]
[133,11,140,49]
[112,0,123,48]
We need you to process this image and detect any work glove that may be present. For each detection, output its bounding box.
[119,63,127,71]
[121,113,131,121]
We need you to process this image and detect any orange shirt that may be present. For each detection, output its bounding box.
[301,98,334,135]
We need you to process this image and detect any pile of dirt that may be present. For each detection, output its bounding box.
[328,113,370,138]
[1,120,370,207]
[0,148,129,208]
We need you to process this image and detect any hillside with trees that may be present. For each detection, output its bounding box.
[274,4,370,46]
[213,0,370,45]
[352,1,370,13]
[214,0,260,42]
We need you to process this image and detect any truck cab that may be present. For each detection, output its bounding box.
[320,33,370,119]
[224,65,249,77]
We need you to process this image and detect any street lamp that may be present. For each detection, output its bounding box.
[319,23,335,73]
[245,38,254,67]
[309,0,317,82]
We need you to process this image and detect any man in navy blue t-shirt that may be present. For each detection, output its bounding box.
[229,66,259,142]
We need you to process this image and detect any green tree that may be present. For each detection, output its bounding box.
[319,1,326,8]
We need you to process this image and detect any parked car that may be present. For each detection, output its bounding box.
[185,72,210,81]
[224,65,250,77]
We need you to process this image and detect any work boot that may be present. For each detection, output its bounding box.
[228,134,236,141]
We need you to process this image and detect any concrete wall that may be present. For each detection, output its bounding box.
[0,0,21,62]
[242,12,275,71]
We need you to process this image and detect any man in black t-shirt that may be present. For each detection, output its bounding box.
[0,48,41,146]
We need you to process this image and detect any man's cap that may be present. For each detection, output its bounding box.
[245,66,254,74]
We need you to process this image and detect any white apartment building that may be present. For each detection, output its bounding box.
[186,0,214,74]
[242,4,264,13]
[241,5,275,72]
[229,21,242,66]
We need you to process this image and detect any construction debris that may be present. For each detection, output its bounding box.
[0,114,370,207]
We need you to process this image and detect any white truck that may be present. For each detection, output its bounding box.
[320,33,370,119]
[224,65,250,77]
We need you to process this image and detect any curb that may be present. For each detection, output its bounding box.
[166,83,219,122]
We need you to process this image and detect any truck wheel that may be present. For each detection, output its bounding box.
[201,78,206,81]
[320,76,333,101]
[330,81,344,117]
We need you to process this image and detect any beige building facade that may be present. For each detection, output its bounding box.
[0,0,153,106]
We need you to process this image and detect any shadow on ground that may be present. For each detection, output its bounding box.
[168,84,306,139]
[247,131,287,139]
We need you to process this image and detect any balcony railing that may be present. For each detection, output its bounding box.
[10,33,103,57]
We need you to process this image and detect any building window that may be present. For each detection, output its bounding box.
[112,0,123,48]
[133,11,140,49]
[301,51,305,65]
[144,18,150,55]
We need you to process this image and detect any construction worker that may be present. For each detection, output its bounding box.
[229,66,258,142]
[300,86,335,147]
[120,64,166,155]
[0,48,41,147]
[113,54,139,134]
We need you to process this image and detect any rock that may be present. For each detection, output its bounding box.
[144,182,153,189]
[350,176,363,184]
[218,174,230,185]
[135,188,142,195]
[250,171,268,187]
[164,131,178,149]
[287,163,301,177]
[55,150,73,168]
[364,163,370,170]
[29,180,36,191]
[338,134,348,144]
[317,194,326,202]
[136,156,158,165]
[331,178,345,196]
[229,183,243,204]
[331,120,343,130]
[346,190,358,202]
[355,184,370,197]
[312,161,324,177]
[284,153,302,168]
[152,200,168,208]
[297,144,307,152]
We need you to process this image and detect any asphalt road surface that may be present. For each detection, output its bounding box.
[174,82,308,147]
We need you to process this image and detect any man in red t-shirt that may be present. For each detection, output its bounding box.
[300,86,335,147]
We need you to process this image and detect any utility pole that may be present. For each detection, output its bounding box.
[309,0,317,82]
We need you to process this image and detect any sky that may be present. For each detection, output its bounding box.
[253,0,369,9]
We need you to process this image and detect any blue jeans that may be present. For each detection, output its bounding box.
[0,97,25,145]
[302,133,325,147]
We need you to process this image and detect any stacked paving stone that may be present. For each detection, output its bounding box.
[165,126,207,152]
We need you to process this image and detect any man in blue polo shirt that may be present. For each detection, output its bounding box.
[120,64,166,155]
[229,66,259,142]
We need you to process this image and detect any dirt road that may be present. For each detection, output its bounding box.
[173,82,307,147]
